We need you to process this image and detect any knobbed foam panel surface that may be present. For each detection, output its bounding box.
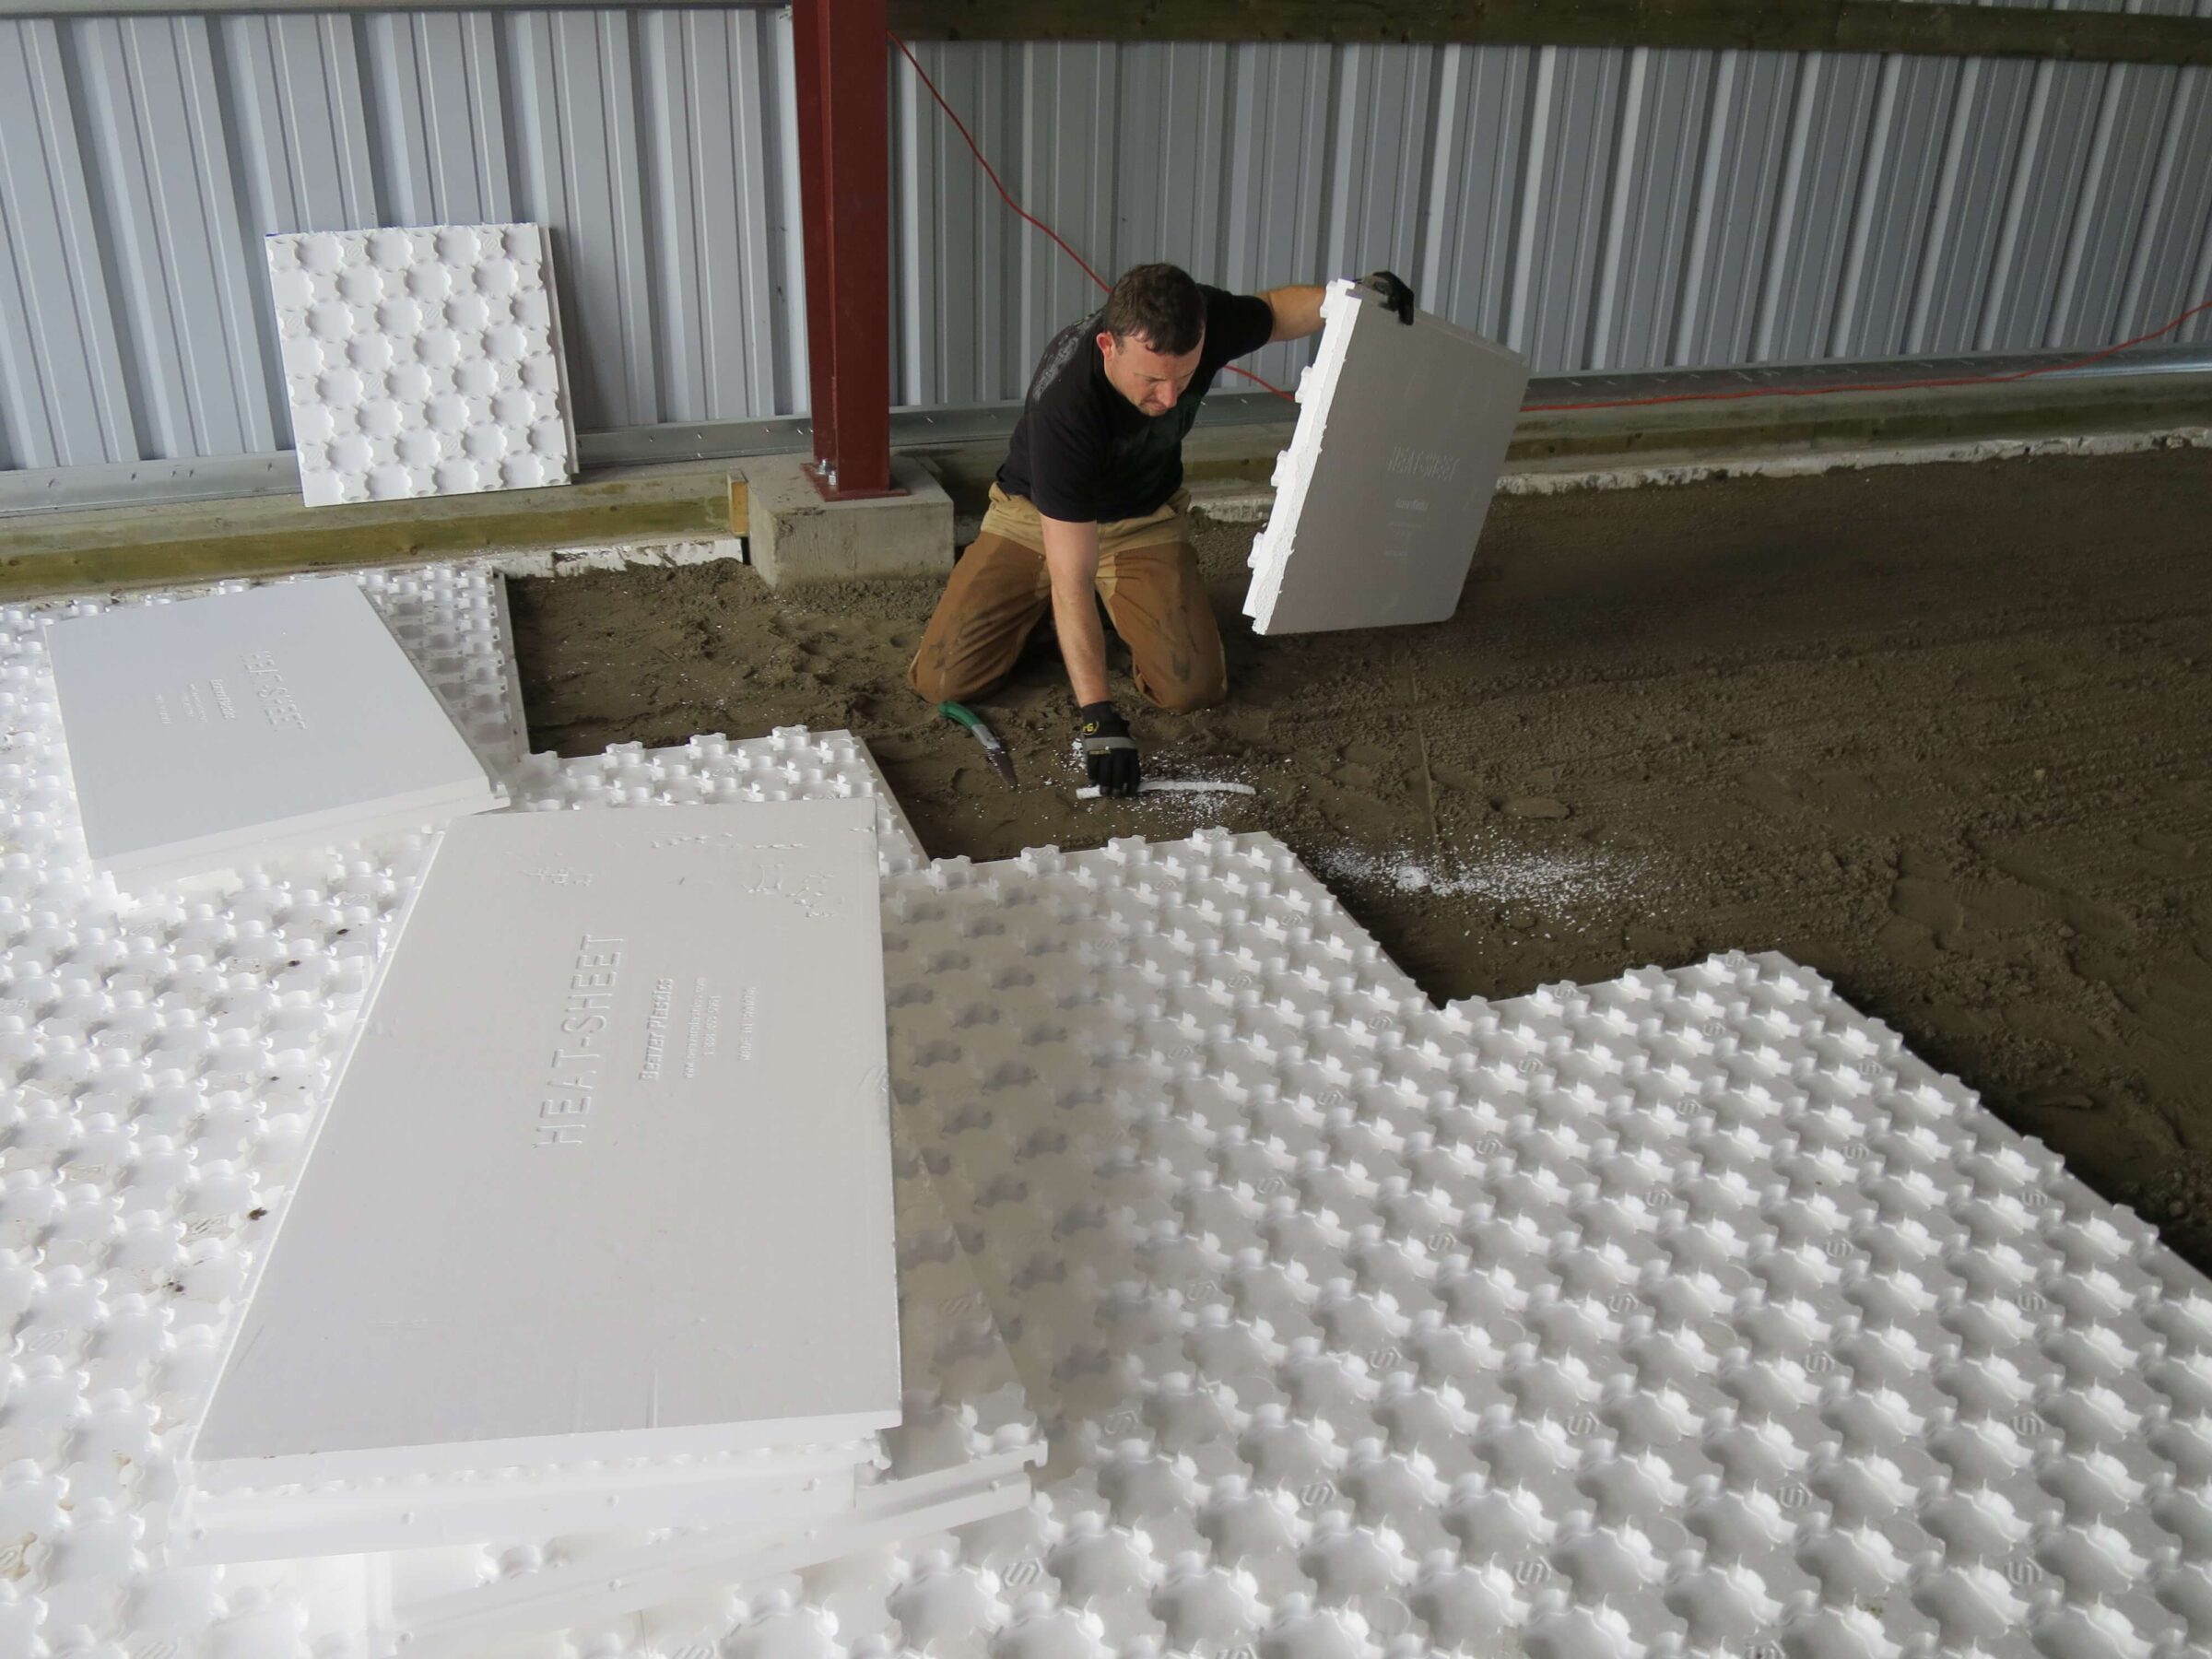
[266,223,577,507]
[3,565,2204,1653]
[873,834,2208,1659]
[0,567,933,1654]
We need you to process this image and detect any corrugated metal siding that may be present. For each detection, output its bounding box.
[889,30,2212,405]
[4,10,2210,475]
[0,7,807,472]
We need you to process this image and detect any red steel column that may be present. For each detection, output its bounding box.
[791,0,896,499]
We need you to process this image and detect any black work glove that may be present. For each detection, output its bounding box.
[1361,269,1417,325]
[1077,702,1140,798]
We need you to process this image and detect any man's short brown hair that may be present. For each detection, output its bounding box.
[1102,263,1206,357]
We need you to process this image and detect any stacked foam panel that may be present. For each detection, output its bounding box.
[173,800,1039,1652]
[3,566,2206,1656]
[1243,279,1529,635]
[266,222,577,507]
[41,577,505,889]
[340,1128,1040,1656]
[2,565,1037,1654]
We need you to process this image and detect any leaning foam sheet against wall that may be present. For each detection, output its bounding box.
[266,224,579,508]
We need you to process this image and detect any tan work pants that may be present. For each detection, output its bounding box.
[907,484,1228,713]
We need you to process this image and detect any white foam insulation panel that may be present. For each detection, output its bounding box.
[191,800,903,1487]
[1245,278,1529,635]
[42,576,502,888]
[266,222,577,507]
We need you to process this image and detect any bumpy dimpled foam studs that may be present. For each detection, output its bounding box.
[7,566,2209,1654]
[266,225,576,509]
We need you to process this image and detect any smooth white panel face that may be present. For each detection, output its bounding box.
[0,556,959,1653]
[363,1140,1041,1645]
[193,799,900,1479]
[43,578,500,881]
[1245,281,1529,635]
[266,223,577,508]
[6,526,2211,1659]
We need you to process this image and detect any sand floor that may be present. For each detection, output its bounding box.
[511,445,2212,1272]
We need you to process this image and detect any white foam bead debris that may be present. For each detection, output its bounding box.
[266,223,578,507]
[1243,279,1528,636]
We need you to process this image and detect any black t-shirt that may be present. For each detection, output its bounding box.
[998,286,1277,524]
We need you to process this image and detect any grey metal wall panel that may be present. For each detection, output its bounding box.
[507,11,652,427]
[892,38,1050,406]
[1418,44,1533,353]
[639,8,799,422]
[216,13,380,443]
[1115,42,1232,282]
[1593,49,1715,371]
[1753,52,1881,362]
[74,16,277,459]
[6,9,2212,481]
[1830,53,1957,359]
[1320,46,1437,308]
[1015,44,1117,386]
[2052,59,2183,343]
[2120,65,2212,337]
[1981,59,2104,348]
[1220,44,1334,395]
[1905,55,2041,352]
[358,11,513,227]
[0,19,138,469]
[1672,51,1801,369]
[218,16,377,236]
[1512,48,1627,372]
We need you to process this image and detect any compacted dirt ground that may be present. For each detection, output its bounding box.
[510,446,2212,1273]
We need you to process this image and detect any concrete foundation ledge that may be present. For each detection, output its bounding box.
[6,355,2205,599]
[740,454,953,588]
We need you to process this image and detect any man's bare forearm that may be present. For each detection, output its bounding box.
[1260,285,1328,343]
[1040,513,1111,706]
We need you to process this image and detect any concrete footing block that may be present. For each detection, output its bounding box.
[742,454,953,588]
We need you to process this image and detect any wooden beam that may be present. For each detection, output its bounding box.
[1,467,735,601]
[886,0,2212,67]
[15,365,2207,597]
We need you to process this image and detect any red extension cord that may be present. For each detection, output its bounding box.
[890,32,2212,414]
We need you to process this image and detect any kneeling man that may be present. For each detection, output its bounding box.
[909,262,1414,795]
